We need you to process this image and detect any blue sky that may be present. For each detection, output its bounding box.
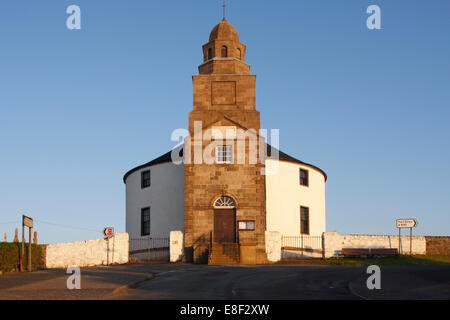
[0,1,449,244]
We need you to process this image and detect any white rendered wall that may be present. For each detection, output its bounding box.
[323,232,426,258]
[265,159,326,237]
[125,162,185,239]
[265,231,282,262]
[170,230,184,262]
[45,233,129,269]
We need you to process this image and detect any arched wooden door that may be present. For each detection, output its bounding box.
[213,196,236,243]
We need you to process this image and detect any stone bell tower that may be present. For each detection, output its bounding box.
[184,19,267,264]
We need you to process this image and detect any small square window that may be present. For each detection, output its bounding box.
[300,169,309,186]
[216,145,233,164]
[238,221,255,231]
[141,170,151,189]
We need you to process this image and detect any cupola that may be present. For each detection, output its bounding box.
[199,20,249,75]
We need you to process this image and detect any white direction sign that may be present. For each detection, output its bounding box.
[396,219,418,228]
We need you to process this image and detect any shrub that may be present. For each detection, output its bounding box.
[0,242,44,272]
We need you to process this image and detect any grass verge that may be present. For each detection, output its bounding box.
[322,255,450,266]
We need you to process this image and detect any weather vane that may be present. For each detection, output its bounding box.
[222,0,226,21]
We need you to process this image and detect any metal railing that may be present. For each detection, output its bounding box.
[209,231,213,261]
[129,237,169,261]
[282,235,323,254]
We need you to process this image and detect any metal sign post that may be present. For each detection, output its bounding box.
[396,219,418,256]
[103,227,114,266]
[410,227,412,255]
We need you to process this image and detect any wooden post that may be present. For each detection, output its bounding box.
[398,227,401,255]
[28,227,32,272]
[21,224,25,272]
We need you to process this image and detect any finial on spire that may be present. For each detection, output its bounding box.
[222,0,226,21]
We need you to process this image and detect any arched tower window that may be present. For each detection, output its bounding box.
[214,196,236,208]
[221,46,228,58]
[208,48,212,60]
[237,48,241,60]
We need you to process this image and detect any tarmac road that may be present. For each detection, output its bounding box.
[115,264,450,300]
[0,263,449,300]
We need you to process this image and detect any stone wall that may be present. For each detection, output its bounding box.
[282,248,323,259]
[425,236,450,255]
[45,233,129,269]
[323,232,426,258]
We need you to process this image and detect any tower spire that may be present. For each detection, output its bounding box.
[222,0,226,21]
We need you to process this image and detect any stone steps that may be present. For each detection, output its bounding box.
[209,242,240,265]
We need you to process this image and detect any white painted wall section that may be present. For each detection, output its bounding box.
[125,162,185,239]
[45,233,129,269]
[265,231,282,262]
[323,232,426,258]
[265,159,326,237]
[170,230,184,262]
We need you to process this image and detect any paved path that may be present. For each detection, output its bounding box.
[1,264,449,300]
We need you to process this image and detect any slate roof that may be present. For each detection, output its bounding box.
[123,144,327,183]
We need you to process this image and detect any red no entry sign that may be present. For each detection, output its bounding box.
[103,227,114,237]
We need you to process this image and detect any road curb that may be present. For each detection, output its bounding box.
[348,280,369,300]
[112,274,154,296]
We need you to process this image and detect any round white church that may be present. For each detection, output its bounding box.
[123,19,327,263]
[124,146,326,238]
